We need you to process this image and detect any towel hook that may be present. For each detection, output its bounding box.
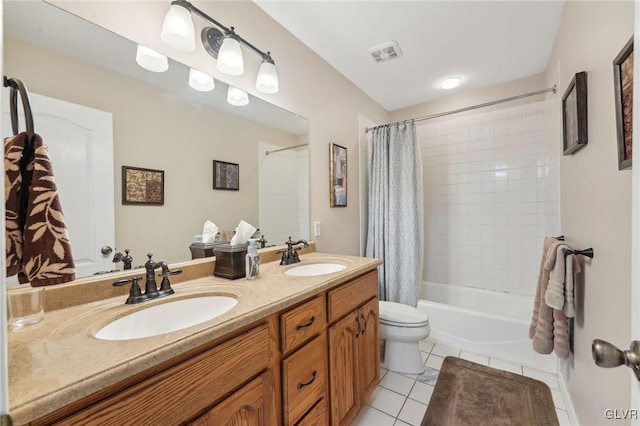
[562,247,594,258]
[3,76,34,146]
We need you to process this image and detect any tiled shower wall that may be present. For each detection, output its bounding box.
[258,142,310,246]
[420,100,560,297]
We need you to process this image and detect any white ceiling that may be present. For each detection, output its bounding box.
[255,1,565,111]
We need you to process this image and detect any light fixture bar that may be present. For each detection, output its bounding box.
[172,0,272,61]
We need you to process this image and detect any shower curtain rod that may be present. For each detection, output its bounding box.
[265,143,308,156]
[365,85,557,133]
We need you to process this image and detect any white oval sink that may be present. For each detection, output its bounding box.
[95,296,238,341]
[285,263,346,277]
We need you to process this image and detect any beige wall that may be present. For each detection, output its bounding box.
[5,36,300,265]
[52,0,389,256]
[545,1,634,423]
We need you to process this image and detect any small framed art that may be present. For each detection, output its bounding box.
[562,71,588,156]
[329,143,347,207]
[614,36,633,170]
[122,166,164,205]
[213,160,239,190]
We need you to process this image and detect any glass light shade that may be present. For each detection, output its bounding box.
[439,77,462,89]
[161,4,196,52]
[217,37,244,76]
[256,60,279,94]
[189,68,215,92]
[135,45,169,73]
[227,86,249,106]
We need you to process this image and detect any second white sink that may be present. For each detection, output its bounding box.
[95,296,238,341]
[285,263,346,277]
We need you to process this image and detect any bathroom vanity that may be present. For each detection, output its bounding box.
[7,249,381,425]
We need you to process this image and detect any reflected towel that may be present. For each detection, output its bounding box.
[5,132,75,286]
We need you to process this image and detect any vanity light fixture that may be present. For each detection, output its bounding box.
[136,45,169,73]
[161,2,196,52]
[161,0,279,93]
[188,68,215,91]
[227,86,249,106]
[439,77,462,89]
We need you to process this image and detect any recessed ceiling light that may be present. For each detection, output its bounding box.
[439,77,462,89]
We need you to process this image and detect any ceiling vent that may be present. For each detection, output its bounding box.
[368,40,403,63]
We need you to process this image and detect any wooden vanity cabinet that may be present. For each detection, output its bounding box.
[30,269,380,426]
[280,295,328,425]
[327,271,380,426]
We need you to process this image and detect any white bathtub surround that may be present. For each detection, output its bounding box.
[366,123,423,305]
[419,100,560,297]
[419,281,556,372]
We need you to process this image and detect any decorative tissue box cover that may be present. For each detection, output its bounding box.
[213,243,249,279]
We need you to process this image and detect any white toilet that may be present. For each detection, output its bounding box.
[379,301,431,375]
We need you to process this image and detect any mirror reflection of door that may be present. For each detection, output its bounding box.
[2,92,115,277]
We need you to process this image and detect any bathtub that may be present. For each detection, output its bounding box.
[417,281,557,373]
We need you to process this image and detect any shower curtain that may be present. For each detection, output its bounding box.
[365,123,423,306]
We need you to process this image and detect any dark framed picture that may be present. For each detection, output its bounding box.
[329,143,347,207]
[562,71,588,156]
[614,36,633,170]
[122,166,164,205]
[213,160,239,190]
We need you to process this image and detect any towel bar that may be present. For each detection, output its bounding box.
[562,247,594,258]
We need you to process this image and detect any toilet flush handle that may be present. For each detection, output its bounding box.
[592,339,640,381]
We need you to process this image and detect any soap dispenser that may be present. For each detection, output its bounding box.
[246,238,259,280]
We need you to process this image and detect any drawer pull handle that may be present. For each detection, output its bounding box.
[355,314,362,338]
[297,370,317,390]
[295,316,316,331]
[361,313,367,333]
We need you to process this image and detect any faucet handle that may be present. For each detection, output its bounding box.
[113,277,147,304]
[158,269,181,296]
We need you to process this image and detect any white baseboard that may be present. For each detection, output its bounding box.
[559,372,580,426]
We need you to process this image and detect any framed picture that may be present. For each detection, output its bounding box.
[122,166,164,205]
[562,71,588,156]
[329,143,347,207]
[213,160,239,190]
[614,36,633,170]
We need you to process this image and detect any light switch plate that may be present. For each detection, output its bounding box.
[314,221,321,237]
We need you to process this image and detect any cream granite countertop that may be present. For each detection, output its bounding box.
[8,252,381,424]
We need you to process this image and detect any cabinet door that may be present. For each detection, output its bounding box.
[358,298,380,400]
[191,371,275,426]
[328,312,360,426]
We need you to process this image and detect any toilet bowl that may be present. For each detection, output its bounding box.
[379,301,431,375]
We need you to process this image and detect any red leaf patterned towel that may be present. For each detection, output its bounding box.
[5,132,75,286]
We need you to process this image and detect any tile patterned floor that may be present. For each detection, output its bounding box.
[351,338,573,426]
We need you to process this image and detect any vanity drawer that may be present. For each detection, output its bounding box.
[327,270,378,323]
[55,324,271,425]
[283,334,327,425]
[296,398,328,426]
[281,295,325,354]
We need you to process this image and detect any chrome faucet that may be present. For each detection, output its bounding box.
[112,253,182,304]
[278,237,309,265]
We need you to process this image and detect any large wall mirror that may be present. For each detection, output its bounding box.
[3,1,310,278]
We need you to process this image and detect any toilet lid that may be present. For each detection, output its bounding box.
[379,301,429,327]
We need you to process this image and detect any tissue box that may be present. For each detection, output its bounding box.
[213,243,249,279]
[188,242,217,259]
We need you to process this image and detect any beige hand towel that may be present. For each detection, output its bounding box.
[563,254,580,318]
[545,245,569,310]
[530,237,570,359]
